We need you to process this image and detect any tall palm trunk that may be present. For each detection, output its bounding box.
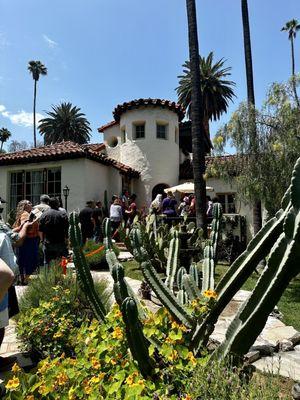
[241,0,262,234]
[290,37,300,107]
[186,0,206,230]
[0,141,3,151]
[33,79,37,148]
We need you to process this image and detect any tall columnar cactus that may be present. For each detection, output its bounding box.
[210,202,223,262]
[201,245,214,292]
[182,273,202,301]
[191,182,292,353]
[111,264,130,307]
[165,231,180,289]
[69,212,107,321]
[131,227,194,328]
[213,157,300,361]
[176,267,188,291]
[189,262,200,288]
[122,297,155,378]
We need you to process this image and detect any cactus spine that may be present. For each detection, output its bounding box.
[183,273,202,301]
[122,297,155,378]
[189,262,200,288]
[176,267,188,291]
[69,212,106,321]
[201,245,214,292]
[111,264,130,307]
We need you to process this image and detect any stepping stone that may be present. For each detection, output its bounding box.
[254,352,300,381]
[118,251,134,261]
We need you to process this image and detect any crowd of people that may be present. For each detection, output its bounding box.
[150,191,216,220]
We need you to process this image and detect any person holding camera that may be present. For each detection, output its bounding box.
[13,200,40,285]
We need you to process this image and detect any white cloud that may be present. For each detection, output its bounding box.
[0,104,44,127]
[43,34,58,48]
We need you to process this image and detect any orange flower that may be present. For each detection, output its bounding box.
[203,289,217,299]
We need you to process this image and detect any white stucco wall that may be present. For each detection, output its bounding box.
[103,106,180,207]
[0,158,123,218]
[103,124,121,160]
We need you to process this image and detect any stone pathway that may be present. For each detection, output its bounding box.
[1,268,300,383]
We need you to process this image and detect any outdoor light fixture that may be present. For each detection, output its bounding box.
[63,185,70,211]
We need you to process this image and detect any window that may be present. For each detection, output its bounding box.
[121,130,126,144]
[156,123,168,139]
[134,123,145,139]
[10,168,61,210]
[216,193,236,214]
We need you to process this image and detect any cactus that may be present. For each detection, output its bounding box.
[69,212,106,321]
[111,263,130,307]
[190,177,293,353]
[189,262,200,288]
[182,273,202,301]
[177,289,188,305]
[122,297,155,378]
[176,267,188,290]
[201,245,214,292]
[213,158,300,361]
[165,231,180,289]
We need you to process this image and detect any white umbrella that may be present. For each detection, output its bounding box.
[164,182,213,194]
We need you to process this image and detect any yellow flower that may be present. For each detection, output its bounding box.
[38,384,47,395]
[187,351,197,366]
[25,396,35,400]
[5,376,20,390]
[91,357,101,369]
[114,309,122,318]
[126,375,134,386]
[53,331,63,339]
[112,326,123,340]
[11,363,21,373]
[89,376,100,385]
[110,358,117,365]
[203,289,218,299]
[52,296,60,301]
[56,372,69,386]
[171,321,180,330]
[184,395,192,400]
[84,385,92,394]
[38,361,50,374]
[168,350,178,362]
[64,289,70,294]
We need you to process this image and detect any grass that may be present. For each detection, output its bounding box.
[123,260,300,331]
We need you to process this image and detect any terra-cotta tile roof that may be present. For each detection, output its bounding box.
[98,120,119,133]
[113,98,185,122]
[0,141,140,178]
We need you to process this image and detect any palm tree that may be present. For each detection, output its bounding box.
[0,127,11,151]
[28,60,47,148]
[38,102,91,145]
[177,52,235,135]
[241,0,262,235]
[185,0,206,229]
[281,19,300,107]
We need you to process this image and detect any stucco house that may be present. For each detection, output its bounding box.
[0,97,253,238]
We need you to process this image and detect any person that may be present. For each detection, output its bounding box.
[206,196,213,219]
[92,201,103,243]
[34,194,50,214]
[109,197,123,235]
[79,201,95,243]
[178,195,190,217]
[189,195,196,216]
[13,200,40,284]
[162,191,177,217]
[125,194,137,225]
[0,219,32,371]
[39,197,69,266]
[150,194,163,214]
[121,190,130,217]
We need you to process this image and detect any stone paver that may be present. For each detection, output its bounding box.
[253,352,300,381]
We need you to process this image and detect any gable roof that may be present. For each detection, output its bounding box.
[0,141,140,178]
[98,120,119,133]
[113,98,185,122]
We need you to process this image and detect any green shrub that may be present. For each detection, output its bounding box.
[16,263,112,358]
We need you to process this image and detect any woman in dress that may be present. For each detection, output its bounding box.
[13,200,40,284]
[150,194,163,214]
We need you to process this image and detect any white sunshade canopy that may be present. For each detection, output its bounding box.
[164,182,214,194]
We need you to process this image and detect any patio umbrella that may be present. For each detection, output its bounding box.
[164,182,213,194]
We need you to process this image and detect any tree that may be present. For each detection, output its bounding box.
[0,127,11,151]
[28,60,47,148]
[8,140,29,152]
[211,78,300,219]
[38,102,91,145]
[176,52,235,229]
[184,0,207,229]
[177,52,235,134]
[241,0,262,234]
[281,19,300,107]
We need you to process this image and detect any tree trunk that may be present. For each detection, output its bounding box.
[33,79,37,148]
[186,0,207,231]
[241,0,262,234]
[290,37,300,107]
[0,142,3,151]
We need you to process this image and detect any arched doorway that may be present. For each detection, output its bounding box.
[152,183,169,200]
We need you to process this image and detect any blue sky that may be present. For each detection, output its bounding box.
[0,0,299,149]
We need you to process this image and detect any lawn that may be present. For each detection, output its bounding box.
[122,260,300,331]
